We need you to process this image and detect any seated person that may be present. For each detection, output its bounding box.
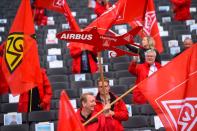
[128,49,161,104]
[18,68,52,112]
[95,77,128,131]
[77,92,115,131]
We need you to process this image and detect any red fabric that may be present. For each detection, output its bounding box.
[94,2,111,17]
[1,0,42,95]
[94,93,128,131]
[0,44,9,94]
[138,44,197,130]
[18,68,52,112]
[69,45,98,74]
[128,0,163,53]
[128,61,161,104]
[34,8,47,26]
[76,109,114,131]
[116,0,148,24]
[171,0,191,21]
[57,91,85,131]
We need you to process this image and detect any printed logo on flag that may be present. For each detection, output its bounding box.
[53,0,64,8]
[5,33,24,73]
[161,98,197,130]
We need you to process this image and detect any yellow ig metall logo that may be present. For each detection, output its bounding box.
[5,33,24,73]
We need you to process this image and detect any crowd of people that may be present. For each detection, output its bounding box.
[0,0,196,130]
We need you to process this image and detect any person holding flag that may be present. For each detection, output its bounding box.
[128,49,161,104]
[125,36,161,64]
[77,92,115,131]
[94,77,128,131]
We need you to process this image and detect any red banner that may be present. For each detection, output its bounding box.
[138,44,197,130]
[2,0,42,95]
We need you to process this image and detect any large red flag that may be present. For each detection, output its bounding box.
[57,90,85,131]
[129,0,163,53]
[138,44,197,131]
[1,0,42,95]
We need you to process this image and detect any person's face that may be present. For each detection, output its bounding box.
[145,52,156,65]
[83,95,96,112]
[98,81,110,95]
[142,37,149,49]
[183,39,193,49]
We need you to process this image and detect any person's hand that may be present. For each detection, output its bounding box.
[132,56,139,62]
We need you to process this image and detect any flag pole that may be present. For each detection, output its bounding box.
[97,52,107,104]
[83,84,137,126]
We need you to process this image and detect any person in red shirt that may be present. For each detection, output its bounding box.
[94,77,128,131]
[170,0,191,21]
[69,43,98,74]
[18,68,52,112]
[76,92,115,131]
[128,49,161,104]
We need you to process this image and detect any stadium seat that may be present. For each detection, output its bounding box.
[122,116,149,128]
[28,111,56,122]
[0,124,29,131]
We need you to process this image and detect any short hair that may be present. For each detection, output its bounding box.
[97,76,109,84]
[80,92,94,106]
[183,37,193,43]
[145,49,156,57]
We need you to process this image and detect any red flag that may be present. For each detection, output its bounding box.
[34,0,80,31]
[116,0,148,24]
[1,0,42,95]
[138,44,197,131]
[129,0,163,53]
[57,90,85,131]
[85,0,126,34]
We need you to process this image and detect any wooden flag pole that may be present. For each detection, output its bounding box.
[97,52,107,104]
[83,85,137,126]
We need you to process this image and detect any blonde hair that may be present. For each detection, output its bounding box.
[97,77,109,85]
[144,36,155,49]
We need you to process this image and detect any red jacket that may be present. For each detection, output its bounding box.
[69,45,98,74]
[128,61,161,104]
[18,68,52,112]
[95,92,128,131]
[171,0,191,21]
[76,109,115,131]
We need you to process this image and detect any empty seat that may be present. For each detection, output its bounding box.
[51,82,70,90]
[28,111,56,122]
[112,62,130,71]
[0,124,29,131]
[110,56,130,63]
[54,89,79,99]
[122,94,132,104]
[91,72,115,80]
[122,116,148,128]
[115,70,133,78]
[47,68,67,76]
[70,80,93,88]
[48,75,68,83]
[119,77,136,87]
[0,103,18,113]
[110,85,128,95]
[141,104,156,115]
